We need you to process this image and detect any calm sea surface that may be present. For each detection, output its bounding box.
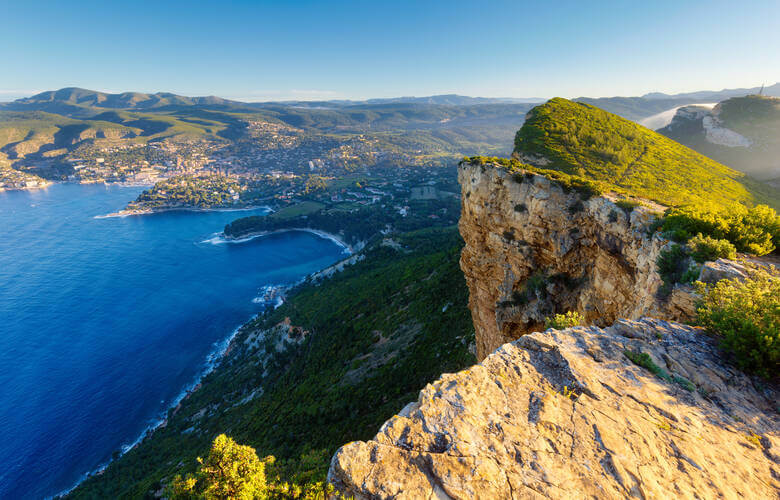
[0,183,346,498]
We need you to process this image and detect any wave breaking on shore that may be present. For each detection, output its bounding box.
[203,228,352,254]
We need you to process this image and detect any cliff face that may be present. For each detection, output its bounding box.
[327,161,780,498]
[458,161,673,359]
[329,318,780,499]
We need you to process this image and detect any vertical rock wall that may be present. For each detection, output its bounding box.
[458,161,670,359]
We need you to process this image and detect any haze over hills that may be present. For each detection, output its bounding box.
[659,95,780,183]
[576,82,780,122]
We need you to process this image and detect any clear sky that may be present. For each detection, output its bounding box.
[1,0,778,101]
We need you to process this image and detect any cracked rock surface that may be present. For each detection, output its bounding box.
[328,318,779,499]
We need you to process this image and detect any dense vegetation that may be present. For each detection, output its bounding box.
[224,197,460,246]
[658,205,780,256]
[695,266,779,379]
[70,227,475,498]
[513,98,778,210]
[129,174,246,210]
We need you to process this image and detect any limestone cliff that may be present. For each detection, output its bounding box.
[458,161,675,359]
[329,318,780,499]
[328,160,779,499]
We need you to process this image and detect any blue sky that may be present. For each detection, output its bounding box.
[1,0,778,101]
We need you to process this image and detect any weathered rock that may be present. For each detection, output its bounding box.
[699,259,750,284]
[458,161,680,359]
[329,318,780,499]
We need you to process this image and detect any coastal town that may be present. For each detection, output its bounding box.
[0,115,465,222]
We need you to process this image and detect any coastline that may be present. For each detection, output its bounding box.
[57,226,355,498]
[218,227,354,254]
[0,181,53,193]
[52,320,248,499]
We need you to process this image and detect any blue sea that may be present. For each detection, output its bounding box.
[0,183,347,499]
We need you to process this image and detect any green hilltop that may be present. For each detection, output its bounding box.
[513,97,779,210]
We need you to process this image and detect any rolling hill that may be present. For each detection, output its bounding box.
[513,97,779,210]
[0,88,537,175]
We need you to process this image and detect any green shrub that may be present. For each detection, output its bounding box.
[660,204,779,256]
[657,244,691,286]
[680,265,701,284]
[545,311,584,329]
[695,266,779,378]
[168,434,269,499]
[688,233,737,263]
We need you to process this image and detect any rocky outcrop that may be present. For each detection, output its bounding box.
[458,161,675,359]
[329,318,780,499]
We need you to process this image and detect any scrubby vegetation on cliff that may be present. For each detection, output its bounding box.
[695,265,779,378]
[513,98,779,210]
[464,155,606,200]
[658,204,780,256]
[70,227,474,498]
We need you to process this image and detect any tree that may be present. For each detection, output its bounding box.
[168,434,270,500]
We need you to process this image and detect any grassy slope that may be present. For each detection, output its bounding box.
[514,98,779,210]
[70,227,475,498]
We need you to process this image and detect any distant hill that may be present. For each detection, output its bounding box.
[363,94,545,106]
[659,95,780,183]
[0,88,538,177]
[513,97,779,210]
[576,82,780,122]
[11,87,239,112]
[641,83,780,101]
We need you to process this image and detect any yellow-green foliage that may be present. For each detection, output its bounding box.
[695,266,780,378]
[168,434,270,500]
[513,98,776,209]
[660,204,780,255]
[544,311,585,329]
[464,156,605,200]
[688,233,737,263]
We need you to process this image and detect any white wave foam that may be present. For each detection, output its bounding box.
[202,228,352,255]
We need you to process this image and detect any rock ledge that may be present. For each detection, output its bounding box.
[329,318,779,499]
